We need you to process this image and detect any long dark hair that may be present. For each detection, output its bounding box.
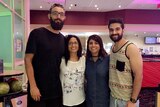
[64,35,82,65]
[86,34,107,59]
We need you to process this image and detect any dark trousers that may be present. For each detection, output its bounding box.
[27,96,62,107]
[63,101,85,107]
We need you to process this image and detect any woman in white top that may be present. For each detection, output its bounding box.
[60,35,86,107]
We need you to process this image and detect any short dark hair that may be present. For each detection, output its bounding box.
[86,34,107,59]
[64,35,82,65]
[49,3,65,13]
[108,18,124,29]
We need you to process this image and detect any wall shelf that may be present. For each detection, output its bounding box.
[0,70,24,107]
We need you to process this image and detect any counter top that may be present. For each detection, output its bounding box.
[0,70,24,77]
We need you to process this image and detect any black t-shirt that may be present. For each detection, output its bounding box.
[25,27,65,99]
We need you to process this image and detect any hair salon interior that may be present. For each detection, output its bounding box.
[0,0,160,107]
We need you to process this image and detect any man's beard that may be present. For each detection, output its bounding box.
[110,34,123,42]
[50,18,64,30]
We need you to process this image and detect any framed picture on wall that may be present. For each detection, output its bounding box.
[16,39,23,52]
[149,47,153,52]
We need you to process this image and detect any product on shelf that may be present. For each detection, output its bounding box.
[0,82,10,95]
[7,78,22,92]
[0,59,3,74]
[0,70,24,107]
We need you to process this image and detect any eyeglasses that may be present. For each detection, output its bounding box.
[68,42,78,46]
[51,11,65,17]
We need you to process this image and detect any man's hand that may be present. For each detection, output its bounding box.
[30,86,41,101]
[126,101,136,107]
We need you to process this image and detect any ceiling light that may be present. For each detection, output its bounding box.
[118,5,121,8]
[70,4,73,7]
[69,7,71,9]
[40,6,43,8]
[97,8,99,10]
[157,34,159,36]
[95,5,97,7]
[144,32,146,34]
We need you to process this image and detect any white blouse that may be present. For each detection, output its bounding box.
[60,56,86,106]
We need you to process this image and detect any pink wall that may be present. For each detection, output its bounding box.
[30,9,160,25]
[65,11,106,25]
[30,10,49,24]
[104,9,160,24]
[125,9,160,24]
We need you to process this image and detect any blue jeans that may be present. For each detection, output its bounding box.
[109,95,139,107]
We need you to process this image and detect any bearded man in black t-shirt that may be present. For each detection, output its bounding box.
[25,3,66,107]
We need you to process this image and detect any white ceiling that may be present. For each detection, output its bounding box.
[30,0,160,11]
[30,0,160,37]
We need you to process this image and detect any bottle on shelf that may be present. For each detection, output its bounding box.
[0,59,3,74]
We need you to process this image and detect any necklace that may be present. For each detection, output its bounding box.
[92,56,98,57]
[92,56,98,62]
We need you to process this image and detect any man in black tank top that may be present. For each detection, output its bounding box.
[25,3,66,107]
[108,18,143,107]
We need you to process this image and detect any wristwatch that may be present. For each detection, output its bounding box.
[130,98,137,103]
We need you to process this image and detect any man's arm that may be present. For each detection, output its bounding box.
[126,44,143,107]
[24,54,41,101]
